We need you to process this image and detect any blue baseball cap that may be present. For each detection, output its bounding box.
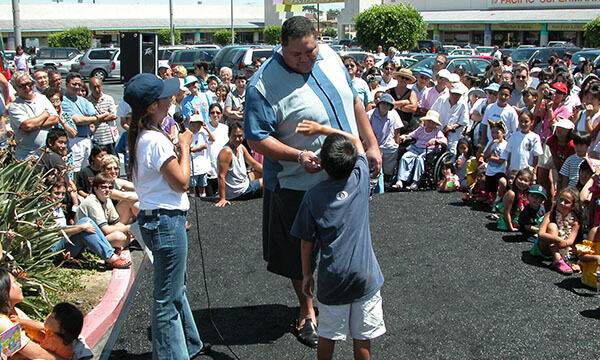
[418,68,433,79]
[124,73,180,110]
[484,83,500,92]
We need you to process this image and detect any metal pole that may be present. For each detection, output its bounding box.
[11,0,21,48]
[317,2,320,37]
[169,0,175,45]
[230,0,234,45]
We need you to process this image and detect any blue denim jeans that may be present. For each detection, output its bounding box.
[137,209,203,360]
[50,217,114,260]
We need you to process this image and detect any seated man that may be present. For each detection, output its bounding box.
[215,122,263,207]
[77,173,130,250]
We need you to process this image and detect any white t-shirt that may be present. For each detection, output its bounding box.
[501,130,543,171]
[484,139,508,176]
[133,129,189,211]
[116,98,132,118]
[431,95,469,151]
[482,102,519,141]
[206,122,229,178]
[190,129,211,176]
[379,77,397,91]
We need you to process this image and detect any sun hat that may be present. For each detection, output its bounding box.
[183,75,199,87]
[484,83,500,92]
[437,69,452,81]
[418,68,433,79]
[421,110,441,126]
[392,68,416,83]
[527,184,547,200]
[450,82,468,95]
[123,73,180,110]
[529,67,542,75]
[377,93,395,107]
[553,117,574,130]
[189,114,205,123]
[468,87,486,99]
[551,82,568,95]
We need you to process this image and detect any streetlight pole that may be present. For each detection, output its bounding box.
[11,0,22,48]
[169,0,175,45]
[230,0,234,45]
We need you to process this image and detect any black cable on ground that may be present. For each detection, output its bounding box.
[190,160,242,360]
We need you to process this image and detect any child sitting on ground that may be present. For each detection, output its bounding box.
[497,168,533,232]
[465,166,492,204]
[559,131,591,192]
[532,187,585,275]
[580,158,600,228]
[437,160,460,192]
[11,302,92,360]
[292,121,386,360]
[393,110,447,191]
[518,184,547,243]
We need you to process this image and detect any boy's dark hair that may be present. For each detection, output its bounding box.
[521,87,538,98]
[499,82,514,93]
[43,87,63,101]
[46,127,68,147]
[52,302,83,345]
[320,133,357,180]
[281,16,317,47]
[228,121,244,136]
[572,130,592,146]
[92,172,114,189]
[88,145,107,164]
[193,60,209,72]
[65,72,81,85]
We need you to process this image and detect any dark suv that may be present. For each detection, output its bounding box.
[413,40,444,53]
[32,47,81,73]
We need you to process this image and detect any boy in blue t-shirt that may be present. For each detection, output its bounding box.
[291,121,386,360]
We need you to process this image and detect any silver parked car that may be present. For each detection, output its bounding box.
[78,48,119,80]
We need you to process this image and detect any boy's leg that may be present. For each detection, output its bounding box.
[353,339,371,360]
[317,337,335,360]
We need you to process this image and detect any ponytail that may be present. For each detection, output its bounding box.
[127,105,155,180]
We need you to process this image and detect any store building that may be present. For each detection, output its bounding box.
[0,3,264,50]
[332,0,600,46]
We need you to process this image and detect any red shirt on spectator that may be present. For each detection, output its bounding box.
[546,135,575,171]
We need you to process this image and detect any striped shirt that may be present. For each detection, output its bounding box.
[559,154,585,187]
[88,93,117,145]
[244,44,359,192]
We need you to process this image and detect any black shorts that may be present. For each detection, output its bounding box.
[484,172,506,194]
[262,186,312,280]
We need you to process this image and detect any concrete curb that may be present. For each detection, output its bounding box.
[80,248,134,348]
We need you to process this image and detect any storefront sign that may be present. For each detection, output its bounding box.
[489,0,600,9]
[491,23,542,31]
[547,23,584,31]
[439,24,486,31]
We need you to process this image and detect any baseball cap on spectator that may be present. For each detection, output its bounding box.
[183,75,199,87]
[553,117,574,130]
[527,184,547,200]
[484,83,500,92]
[551,82,568,95]
[437,69,452,81]
[448,73,461,83]
[529,67,542,75]
[377,93,395,107]
[189,114,205,123]
[124,73,180,110]
[419,69,433,79]
[450,82,468,95]
[468,87,486,99]
[158,64,170,70]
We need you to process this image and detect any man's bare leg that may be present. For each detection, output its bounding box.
[292,278,316,327]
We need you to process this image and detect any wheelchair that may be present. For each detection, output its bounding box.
[387,138,453,191]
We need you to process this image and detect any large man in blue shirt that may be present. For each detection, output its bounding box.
[244,16,381,348]
[62,72,116,174]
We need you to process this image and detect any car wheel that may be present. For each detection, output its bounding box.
[91,69,107,81]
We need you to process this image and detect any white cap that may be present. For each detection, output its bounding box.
[437,69,452,81]
[450,82,468,95]
[553,117,574,130]
[530,67,542,74]
[448,73,461,83]
[189,114,204,123]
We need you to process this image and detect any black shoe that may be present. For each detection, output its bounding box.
[294,319,318,348]
[192,343,212,358]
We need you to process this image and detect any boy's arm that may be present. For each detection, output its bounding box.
[295,120,365,155]
[300,239,315,297]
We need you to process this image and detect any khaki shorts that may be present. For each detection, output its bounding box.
[317,290,386,341]
[537,144,555,170]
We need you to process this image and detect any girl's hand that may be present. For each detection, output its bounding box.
[428,138,437,146]
[81,220,96,234]
[295,120,322,136]
[215,199,231,207]
[8,314,19,323]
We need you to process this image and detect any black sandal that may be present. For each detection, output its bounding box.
[293,318,318,348]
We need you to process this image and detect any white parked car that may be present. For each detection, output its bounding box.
[450,48,479,56]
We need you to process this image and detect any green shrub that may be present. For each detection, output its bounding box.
[47,27,92,50]
[158,29,182,46]
[353,4,427,52]
[321,28,337,38]
[584,16,600,48]
[214,30,235,46]
[263,26,281,45]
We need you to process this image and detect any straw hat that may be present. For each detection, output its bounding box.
[421,110,441,126]
[392,68,416,83]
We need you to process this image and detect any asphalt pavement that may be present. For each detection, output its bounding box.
[107,191,600,359]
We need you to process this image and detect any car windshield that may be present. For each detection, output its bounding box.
[408,57,434,72]
[511,48,537,63]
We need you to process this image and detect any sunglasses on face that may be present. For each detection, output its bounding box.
[18,81,34,89]
[383,67,394,71]
[70,82,82,87]
[210,111,221,115]
[98,185,114,190]
[345,63,356,68]
[516,75,527,80]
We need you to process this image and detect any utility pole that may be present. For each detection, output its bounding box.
[230,0,234,45]
[169,0,175,45]
[317,2,320,37]
[11,0,22,48]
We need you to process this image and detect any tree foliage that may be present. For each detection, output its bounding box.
[353,4,427,52]
[321,28,337,38]
[48,27,92,50]
[264,26,281,45]
[327,9,341,21]
[214,30,235,46]
[584,16,600,48]
[158,29,182,46]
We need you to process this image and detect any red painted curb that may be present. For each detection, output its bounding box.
[81,249,134,348]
